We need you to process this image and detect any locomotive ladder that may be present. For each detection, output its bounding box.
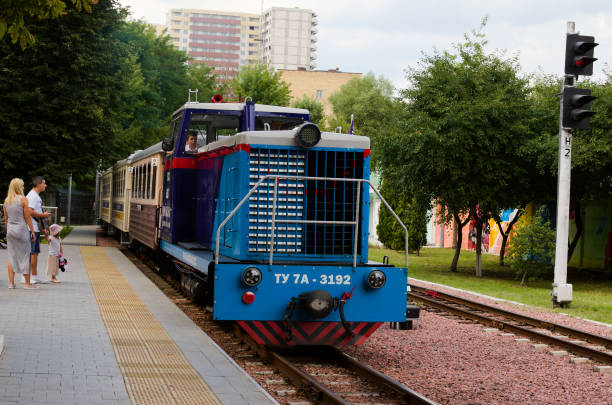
[214,175,409,268]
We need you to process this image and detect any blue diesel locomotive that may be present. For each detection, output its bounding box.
[100,97,415,347]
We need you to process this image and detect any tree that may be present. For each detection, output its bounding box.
[377,178,430,255]
[0,0,130,191]
[507,208,556,286]
[327,73,395,151]
[230,64,291,105]
[377,21,531,276]
[0,0,97,49]
[291,95,325,126]
[526,74,612,264]
[187,63,224,103]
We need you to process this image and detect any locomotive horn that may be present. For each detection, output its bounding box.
[211,94,223,103]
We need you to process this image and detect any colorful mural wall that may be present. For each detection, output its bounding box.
[427,201,612,270]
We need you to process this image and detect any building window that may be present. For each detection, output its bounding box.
[316,90,322,99]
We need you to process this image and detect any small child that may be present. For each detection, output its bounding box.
[47,224,63,283]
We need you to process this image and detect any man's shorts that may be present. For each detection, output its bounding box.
[30,232,41,254]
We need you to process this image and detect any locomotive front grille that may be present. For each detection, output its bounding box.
[248,147,364,258]
[249,149,305,254]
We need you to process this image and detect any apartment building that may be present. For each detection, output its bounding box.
[165,9,261,80]
[260,7,318,70]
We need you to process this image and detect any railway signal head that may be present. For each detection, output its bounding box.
[565,34,598,76]
[562,87,597,129]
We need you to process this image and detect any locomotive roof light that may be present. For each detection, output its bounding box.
[241,267,262,287]
[294,122,321,148]
[366,270,386,289]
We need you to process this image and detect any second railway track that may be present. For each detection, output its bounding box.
[408,284,612,365]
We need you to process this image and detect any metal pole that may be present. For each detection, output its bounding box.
[552,21,576,307]
[67,173,72,227]
[94,171,100,223]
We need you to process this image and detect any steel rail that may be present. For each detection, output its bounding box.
[323,346,439,405]
[409,285,612,348]
[234,324,438,404]
[233,325,350,405]
[408,286,612,365]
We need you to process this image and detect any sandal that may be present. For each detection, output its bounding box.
[8,283,15,289]
[50,279,61,283]
[23,284,39,289]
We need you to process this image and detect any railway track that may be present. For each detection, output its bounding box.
[120,246,437,404]
[408,284,612,365]
[234,326,437,405]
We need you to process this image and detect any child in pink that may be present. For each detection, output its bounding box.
[47,224,63,283]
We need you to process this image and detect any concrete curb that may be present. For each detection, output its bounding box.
[0,334,4,357]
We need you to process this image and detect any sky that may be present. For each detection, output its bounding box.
[118,0,612,89]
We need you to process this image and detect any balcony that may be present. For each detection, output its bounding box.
[311,17,318,26]
[311,27,318,35]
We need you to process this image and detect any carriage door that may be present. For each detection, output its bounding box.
[159,116,183,242]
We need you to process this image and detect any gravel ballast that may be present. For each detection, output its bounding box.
[344,279,612,405]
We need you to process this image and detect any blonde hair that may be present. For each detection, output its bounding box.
[4,178,25,205]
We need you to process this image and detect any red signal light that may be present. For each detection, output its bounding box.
[242,291,255,304]
[575,59,584,67]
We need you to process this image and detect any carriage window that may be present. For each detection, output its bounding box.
[137,165,142,198]
[140,165,144,199]
[131,168,135,198]
[151,165,156,200]
[146,162,151,199]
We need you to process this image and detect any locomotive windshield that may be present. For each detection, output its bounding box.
[255,116,305,130]
[188,114,240,145]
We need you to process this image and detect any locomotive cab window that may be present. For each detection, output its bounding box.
[188,114,240,145]
[256,116,305,131]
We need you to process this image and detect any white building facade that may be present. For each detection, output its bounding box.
[260,7,317,70]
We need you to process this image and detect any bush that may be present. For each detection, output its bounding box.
[507,208,556,285]
[376,180,429,255]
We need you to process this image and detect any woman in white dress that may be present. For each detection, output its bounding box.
[3,178,37,289]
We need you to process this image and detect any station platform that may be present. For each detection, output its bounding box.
[0,226,277,405]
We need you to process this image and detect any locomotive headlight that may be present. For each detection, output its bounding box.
[294,123,321,148]
[241,267,262,287]
[366,270,386,289]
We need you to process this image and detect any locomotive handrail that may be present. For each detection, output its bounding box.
[214,175,408,268]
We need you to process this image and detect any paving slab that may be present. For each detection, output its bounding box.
[0,241,277,405]
[0,244,128,404]
[62,225,97,246]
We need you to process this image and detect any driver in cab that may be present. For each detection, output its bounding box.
[185,131,198,153]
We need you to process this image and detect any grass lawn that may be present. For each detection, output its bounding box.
[369,246,612,325]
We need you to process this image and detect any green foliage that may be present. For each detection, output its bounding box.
[327,73,395,157]
[187,63,225,103]
[230,64,291,105]
[376,179,430,254]
[0,0,96,49]
[376,21,532,272]
[507,208,556,282]
[111,20,193,158]
[0,0,129,191]
[291,95,325,126]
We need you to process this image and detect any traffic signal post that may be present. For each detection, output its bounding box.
[552,21,597,308]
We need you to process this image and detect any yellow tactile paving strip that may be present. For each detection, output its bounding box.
[80,246,222,405]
